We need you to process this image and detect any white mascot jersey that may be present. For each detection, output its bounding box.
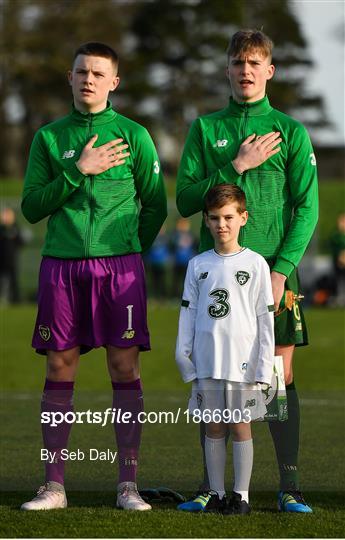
[176,248,275,384]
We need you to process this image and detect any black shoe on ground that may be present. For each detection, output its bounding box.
[203,491,227,514]
[223,492,251,515]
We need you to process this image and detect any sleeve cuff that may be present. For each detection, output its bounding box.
[64,163,87,188]
[255,373,272,385]
[183,373,197,383]
[272,258,295,278]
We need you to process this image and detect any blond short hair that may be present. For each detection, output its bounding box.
[227,29,273,61]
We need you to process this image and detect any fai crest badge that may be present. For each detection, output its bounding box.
[39,325,51,342]
[235,271,250,286]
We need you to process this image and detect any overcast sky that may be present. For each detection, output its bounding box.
[292,0,345,145]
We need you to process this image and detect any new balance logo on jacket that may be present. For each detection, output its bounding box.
[62,150,76,159]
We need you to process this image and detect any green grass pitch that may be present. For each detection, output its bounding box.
[0,304,344,537]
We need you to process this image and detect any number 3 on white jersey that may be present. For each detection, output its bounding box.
[208,288,230,319]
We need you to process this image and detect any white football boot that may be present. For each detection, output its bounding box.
[116,481,152,511]
[21,481,67,510]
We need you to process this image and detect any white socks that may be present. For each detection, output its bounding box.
[205,436,253,503]
[232,439,253,503]
[205,436,226,499]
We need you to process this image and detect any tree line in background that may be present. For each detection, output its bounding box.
[1,0,328,177]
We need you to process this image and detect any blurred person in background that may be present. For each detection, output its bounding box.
[329,212,345,306]
[170,217,197,298]
[0,207,24,304]
[145,225,170,299]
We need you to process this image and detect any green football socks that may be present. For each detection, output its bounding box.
[269,380,300,490]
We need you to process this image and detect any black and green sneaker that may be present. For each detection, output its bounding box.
[223,492,251,515]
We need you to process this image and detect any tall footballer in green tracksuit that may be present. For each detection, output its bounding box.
[21,42,167,512]
[176,30,318,513]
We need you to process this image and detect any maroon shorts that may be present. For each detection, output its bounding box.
[32,255,150,355]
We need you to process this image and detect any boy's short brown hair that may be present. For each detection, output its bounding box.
[204,184,246,214]
[227,29,273,61]
[73,42,119,69]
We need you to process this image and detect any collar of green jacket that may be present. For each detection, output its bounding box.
[70,100,117,125]
[227,95,273,117]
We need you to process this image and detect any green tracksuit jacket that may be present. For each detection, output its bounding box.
[22,102,167,258]
[176,96,318,277]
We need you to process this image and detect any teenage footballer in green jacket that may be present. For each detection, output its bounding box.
[176,30,318,513]
[21,42,167,511]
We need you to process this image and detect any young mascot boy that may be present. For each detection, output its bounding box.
[176,184,274,514]
[21,42,167,511]
[176,30,318,512]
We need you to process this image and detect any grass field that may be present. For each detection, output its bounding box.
[0,303,344,538]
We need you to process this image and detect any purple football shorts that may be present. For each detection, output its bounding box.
[32,255,150,355]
